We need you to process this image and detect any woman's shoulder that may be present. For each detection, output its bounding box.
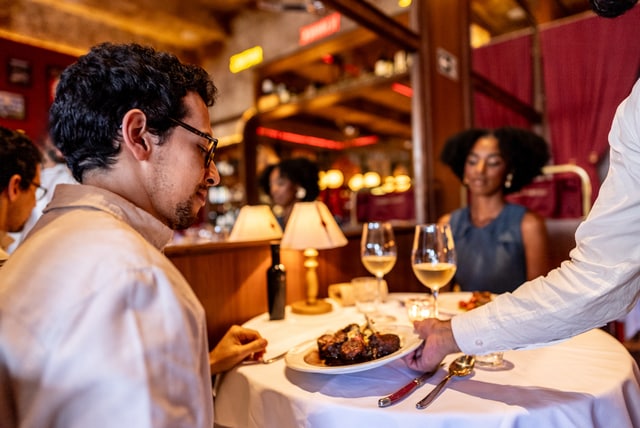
[438,213,452,225]
[520,208,547,233]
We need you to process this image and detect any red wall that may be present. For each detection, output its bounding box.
[0,38,77,143]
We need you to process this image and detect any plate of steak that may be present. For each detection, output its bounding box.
[285,323,422,374]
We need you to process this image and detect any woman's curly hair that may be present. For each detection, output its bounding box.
[259,157,320,202]
[440,126,550,194]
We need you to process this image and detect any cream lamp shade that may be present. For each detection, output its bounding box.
[280,201,347,314]
[228,205,283,242]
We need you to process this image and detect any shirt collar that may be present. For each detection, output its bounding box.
[45,184,174,249]
[0,231,14,252]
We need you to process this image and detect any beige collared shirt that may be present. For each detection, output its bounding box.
[0,231,14,268]
[0,184,213,427]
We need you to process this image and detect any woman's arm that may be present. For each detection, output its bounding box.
[521,210,550,280]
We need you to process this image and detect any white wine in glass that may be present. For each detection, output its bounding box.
[411,223,457,317]
[361,221,397,321]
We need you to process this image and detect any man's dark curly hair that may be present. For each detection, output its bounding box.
[0,126,42,192]
[259,157,320,202]
[589,0,638,17]
[49,42,218,182]
[440,126,550,195]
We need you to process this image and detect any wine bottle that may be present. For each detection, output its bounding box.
[267,242,286,320]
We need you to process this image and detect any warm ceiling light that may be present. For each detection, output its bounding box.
[348,173,364,192]
[318,170,327,190]
[363,172,381,188]
[381,178,396,194]
[324,169,344,189]
[470,23,491,48]
[395,174,412,192]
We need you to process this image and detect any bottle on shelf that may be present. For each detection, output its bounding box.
[267,241,287,320]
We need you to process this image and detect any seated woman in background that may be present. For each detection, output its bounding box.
[439,127,550,294]
[259,157,320,228]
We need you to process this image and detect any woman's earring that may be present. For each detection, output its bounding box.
[296,187,307,200]
[504,172,513,189]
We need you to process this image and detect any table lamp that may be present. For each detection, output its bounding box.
[280,201,348,314]
[228,205,283,242]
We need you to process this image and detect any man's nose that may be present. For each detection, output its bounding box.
[205,162,221,186]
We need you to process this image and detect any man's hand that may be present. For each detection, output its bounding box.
[403,318,461,372]
[209,325,268,375]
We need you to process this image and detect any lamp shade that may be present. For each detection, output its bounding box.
[280,201,347,250]
[228,205,283,242]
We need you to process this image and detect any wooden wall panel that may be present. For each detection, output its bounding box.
[166,225,422,347]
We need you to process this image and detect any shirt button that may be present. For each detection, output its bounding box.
[475,339,483,346]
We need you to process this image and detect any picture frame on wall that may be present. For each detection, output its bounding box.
[7,58,32,87]
[0,91,26,120]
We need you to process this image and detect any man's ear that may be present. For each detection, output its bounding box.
[121,109,152,161]
[5,174,23,202]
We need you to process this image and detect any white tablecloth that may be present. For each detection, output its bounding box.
[214,293,640,428]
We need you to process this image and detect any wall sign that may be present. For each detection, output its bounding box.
[299,12,341,46]
[436,47,458,81]
[0,91,26,119]
[7,58,31,87]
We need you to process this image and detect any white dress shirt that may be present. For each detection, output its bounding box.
[453,77,640,355]
[0,184,213,427]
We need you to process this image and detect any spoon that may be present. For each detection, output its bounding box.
[415,354,475,409]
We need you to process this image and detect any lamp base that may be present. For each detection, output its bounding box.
[290,299,333,315]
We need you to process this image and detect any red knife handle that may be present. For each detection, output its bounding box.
[378,381,418,407]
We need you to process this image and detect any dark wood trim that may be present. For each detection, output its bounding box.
[321,0,420,52]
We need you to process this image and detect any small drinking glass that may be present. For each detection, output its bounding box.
[352,276,379,314]
[475,352,505,369]
[406,296,436,322]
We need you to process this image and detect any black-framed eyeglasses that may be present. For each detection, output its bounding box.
[168,117,218,169]
[29,181,48,201]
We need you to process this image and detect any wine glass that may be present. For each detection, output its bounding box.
[411,223,457,318]
[360,221,397,322]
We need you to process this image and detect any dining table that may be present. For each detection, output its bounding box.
[213,292,640,428]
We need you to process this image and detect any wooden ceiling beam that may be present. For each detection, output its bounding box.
[321,0,420,52]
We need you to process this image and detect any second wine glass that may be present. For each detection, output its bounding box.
[411,223,457,318]
[360,221,397,322]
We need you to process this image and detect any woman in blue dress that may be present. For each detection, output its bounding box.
[438,127,550,294]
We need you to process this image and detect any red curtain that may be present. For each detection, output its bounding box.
[472,33,533,128]
[540,7,640,199]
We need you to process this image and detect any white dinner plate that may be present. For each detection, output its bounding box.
[437,292,474,316]
[284,324,422,374]
[437,292,496,316]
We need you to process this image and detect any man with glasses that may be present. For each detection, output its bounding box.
[0,43,267,427]
[0,126,42,267]
[7,133,78,253]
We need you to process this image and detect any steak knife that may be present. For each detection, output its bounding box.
[378,364,443,407]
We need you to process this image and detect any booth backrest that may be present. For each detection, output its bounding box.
[546,217,582,268]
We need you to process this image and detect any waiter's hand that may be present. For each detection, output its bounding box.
[403,318,460,372]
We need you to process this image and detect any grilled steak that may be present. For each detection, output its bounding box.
[317,323,401,366]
